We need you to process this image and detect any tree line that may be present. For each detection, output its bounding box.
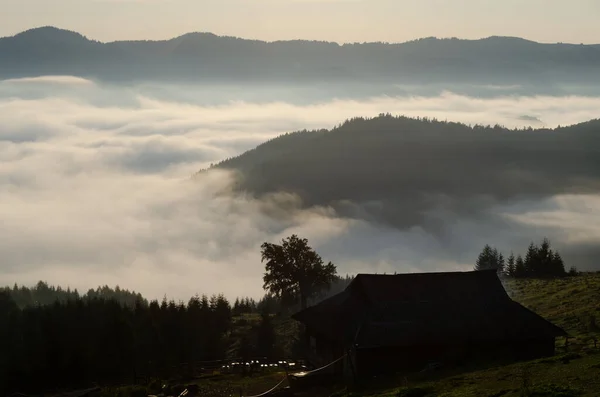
[0,292,235,394]
[0,234,342,395]
[1,281,147,309]
[474,238,577,278]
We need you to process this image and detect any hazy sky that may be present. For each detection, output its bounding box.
[3,0,600,43]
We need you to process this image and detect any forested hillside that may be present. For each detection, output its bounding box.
[210,115,600,230]
[2,27,600,87]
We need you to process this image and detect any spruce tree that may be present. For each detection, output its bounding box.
[505,252,516,277]
[524,242,538,276]
[233,298,241,316]
[497,252,506,274]
[538,238,553,277]
[551,251,566,276]
[515,255,526,278]
[474,244,505,273]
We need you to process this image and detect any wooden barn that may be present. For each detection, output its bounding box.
[291,269,567,378]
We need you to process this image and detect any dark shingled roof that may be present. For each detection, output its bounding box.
[292,269,567,348]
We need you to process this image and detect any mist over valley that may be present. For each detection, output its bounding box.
[1,46,600,300]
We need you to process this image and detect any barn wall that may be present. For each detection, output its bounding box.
[355,344,447,377]
[508,337,556,360]
[305,328,346,372]
[355,338,557,378]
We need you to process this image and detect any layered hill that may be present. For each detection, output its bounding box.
[208,115,600,229]
[1,27,600,86]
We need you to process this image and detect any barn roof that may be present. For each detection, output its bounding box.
[291,288,367,342]
[349,269,509,304]
[292,269,567,347]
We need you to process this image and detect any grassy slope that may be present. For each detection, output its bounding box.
[344,273,600,397]
[503,275,600,343]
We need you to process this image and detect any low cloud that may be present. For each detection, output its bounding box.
[2,76,97,86]
[0,77,599,301]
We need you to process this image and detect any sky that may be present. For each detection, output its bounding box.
[2,0,600,301]
[2,0,600,43]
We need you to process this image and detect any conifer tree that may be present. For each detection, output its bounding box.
[515,255,526,278]
[505,252,516,277]
[474,244,505,273]
[551,251,566,276]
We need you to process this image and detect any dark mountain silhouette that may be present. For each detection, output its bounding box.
[206,115,600,231]
[1,27,600,86]
[0,27,118,79]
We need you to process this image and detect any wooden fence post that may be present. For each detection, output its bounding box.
[347,348,357,386]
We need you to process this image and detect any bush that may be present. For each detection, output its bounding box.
[561,352,582,361]
[568,267,579,277]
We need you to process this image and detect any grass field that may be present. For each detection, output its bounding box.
[503,274,600,346]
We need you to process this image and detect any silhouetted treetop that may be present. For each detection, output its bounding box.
[261,235,337,310]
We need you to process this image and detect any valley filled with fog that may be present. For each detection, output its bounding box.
[2,76,600,300]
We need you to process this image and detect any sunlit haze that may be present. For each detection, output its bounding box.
[3,0,600,43]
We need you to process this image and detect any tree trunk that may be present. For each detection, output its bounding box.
[299,293,310,363]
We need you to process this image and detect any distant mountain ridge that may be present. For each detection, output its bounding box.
[4,26,598,46]
[1,26,600,85]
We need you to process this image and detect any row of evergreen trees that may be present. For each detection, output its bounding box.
[0,292,237,394]
[2,281,147,308]
[0,272,357,394]
[232,295,281,316]
[474,238,576,278]
[4,275,353,314]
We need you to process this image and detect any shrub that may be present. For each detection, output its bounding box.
[568,267,579,277]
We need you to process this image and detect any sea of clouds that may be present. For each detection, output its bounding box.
[1,75,600,301]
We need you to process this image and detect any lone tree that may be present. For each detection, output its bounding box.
[261,234,337,310]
